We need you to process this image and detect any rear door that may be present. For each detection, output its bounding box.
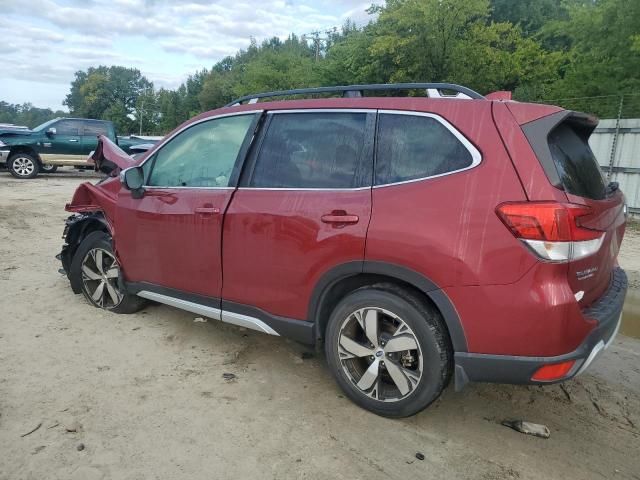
[547,118,626,305]
[518,112,627,305]
[222,109,375,321]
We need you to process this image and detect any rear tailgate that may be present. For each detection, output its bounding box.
[520,109,627,306]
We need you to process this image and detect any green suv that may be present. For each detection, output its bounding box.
[0,118,156,179]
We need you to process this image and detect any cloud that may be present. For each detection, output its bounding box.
[0,0,373,109]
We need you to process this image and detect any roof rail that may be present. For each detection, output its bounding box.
[226,83,484,106]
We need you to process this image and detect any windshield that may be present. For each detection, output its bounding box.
[32,118,60,132]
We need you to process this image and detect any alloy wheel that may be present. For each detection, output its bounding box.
[81,248,123,308]
[337,307,423,402]
[13,157,35,177]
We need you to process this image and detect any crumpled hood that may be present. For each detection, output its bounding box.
[90,134,135,175]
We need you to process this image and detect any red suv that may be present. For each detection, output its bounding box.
[59,83,628,417]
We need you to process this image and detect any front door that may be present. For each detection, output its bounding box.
[39,119,84,165]
[114,112,259,301]
[222,110,375,320]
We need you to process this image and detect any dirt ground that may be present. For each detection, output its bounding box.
[1,171,639,480]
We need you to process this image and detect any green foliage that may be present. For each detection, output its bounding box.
[0,102,66,128]
[546,0,640,99]
[64,66,153,134]
[9,0,634,134]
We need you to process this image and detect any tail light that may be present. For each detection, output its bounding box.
[496,202,604,262]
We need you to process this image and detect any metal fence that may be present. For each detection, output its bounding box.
[589,118,640,216]
[537,94,640,217]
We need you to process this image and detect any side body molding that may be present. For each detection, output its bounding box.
[309,261,468,352]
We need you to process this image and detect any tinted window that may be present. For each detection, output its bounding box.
[375,114,473,185]
[148,114,255,187]
[56,120,81,136]
[251,112,368,188]
[83,121,109,136]
[548,123,606,200]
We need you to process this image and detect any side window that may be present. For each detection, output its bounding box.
[56,120,81,136]
[148,114,256,188]
[83,121,109,136]
[375,113,474,185]
[250,112,368,188]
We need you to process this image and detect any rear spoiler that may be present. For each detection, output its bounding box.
[90,134,134,175]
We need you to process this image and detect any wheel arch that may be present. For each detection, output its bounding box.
[309,261,468,353]
[61,212,112,293]
[9,145,41,162]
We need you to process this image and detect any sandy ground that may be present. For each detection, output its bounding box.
[1,171,639,480]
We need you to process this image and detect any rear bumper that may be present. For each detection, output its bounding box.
[454,267,627,390]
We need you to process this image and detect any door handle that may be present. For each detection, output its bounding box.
[69,139,79,142]
[321,210,359,225]
[194,206,220,215]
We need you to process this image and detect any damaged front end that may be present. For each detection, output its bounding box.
[57,212,112,293]
[89,134,136,176]
[58,135,133,289]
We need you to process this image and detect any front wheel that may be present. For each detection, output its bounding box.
[8,153,39,179]
[325,284,452,417]
[69,231,146,314]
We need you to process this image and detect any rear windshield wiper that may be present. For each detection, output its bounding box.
[606,181,619,196]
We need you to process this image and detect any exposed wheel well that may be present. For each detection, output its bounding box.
[313,273,455,349]
[61,213,111,293]
[9,146,40,163]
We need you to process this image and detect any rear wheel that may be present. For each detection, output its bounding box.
[40,163,58,173]
[70,231,146,314]
[325,284,452,417]
[8,153,39,179]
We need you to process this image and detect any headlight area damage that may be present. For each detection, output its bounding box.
[57,135,134,292]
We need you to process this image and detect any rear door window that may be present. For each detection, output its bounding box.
[250,112,369,188]
[548,123,606,200]
[55,120,81,136]
[83,121,109,136]
[375,113,475,185]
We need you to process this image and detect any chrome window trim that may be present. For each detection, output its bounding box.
[373,109,482,189]
[141,110,262,189]
[144,186,235,191]
[268,108,375,114]
[237,186,371,192]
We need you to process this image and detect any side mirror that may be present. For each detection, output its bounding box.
[46,127,56,136]
[121,166,145,198]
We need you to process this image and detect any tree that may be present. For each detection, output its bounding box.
[550,0,640,97]
[64,66,153,133]
[0,102,66,128]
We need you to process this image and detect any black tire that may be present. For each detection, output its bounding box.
[69,231,146,314]
[40,164,58,173]
[325,284,452,417]
[8,152,39,179]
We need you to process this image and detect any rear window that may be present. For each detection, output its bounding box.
[548,123,606,200]
[375,113,474,185]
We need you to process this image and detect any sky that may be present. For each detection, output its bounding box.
[0,0,373,111]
